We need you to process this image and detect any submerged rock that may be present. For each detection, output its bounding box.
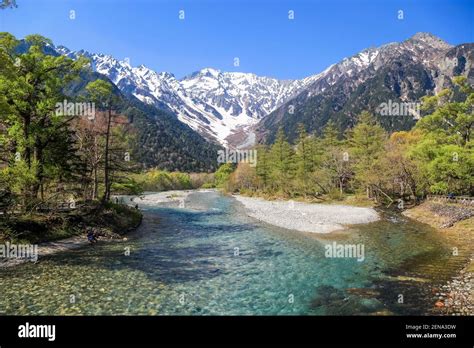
[346,287,381,298]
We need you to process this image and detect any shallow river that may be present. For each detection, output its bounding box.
[0,191,458,315]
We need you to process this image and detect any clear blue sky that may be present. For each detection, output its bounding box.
[1,0,473,79]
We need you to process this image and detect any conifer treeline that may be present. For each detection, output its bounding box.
[225,78,473,203]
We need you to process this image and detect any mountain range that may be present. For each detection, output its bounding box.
[57,45,324,147]
[53,32,472,151]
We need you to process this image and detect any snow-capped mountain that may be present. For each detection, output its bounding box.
[258,32,473,143]
[55,32,470,147]
[280,33,453,102]
[56,45,322,147]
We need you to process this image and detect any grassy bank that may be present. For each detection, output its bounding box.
[0,202,142,244]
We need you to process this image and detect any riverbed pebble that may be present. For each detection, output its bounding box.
[234,196,379,234]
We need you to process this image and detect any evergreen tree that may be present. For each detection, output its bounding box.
[255,144,270,191]
[348,111,387,198]
[295,123,313,196]
[0,33,87,207]
[269,128,295,195]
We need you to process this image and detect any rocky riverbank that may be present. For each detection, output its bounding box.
[131,190,196,206]
[233,195,379,233]
[404,201,474,315]
[431,258,474,315]
[0,202,142,268]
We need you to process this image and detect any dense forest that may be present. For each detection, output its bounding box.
[0,34,137,241]
[223,77,473,204]
[0,34,134,208]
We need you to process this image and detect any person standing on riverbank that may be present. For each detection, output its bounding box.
[87,228,98,244]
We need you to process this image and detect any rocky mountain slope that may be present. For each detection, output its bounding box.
[57,46,322,146]
[44,46,222,172]
[257,33,473,143]
[56,32,472,147]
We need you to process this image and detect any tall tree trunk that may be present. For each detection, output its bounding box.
[23,114,31,168]
[102,106,112,203]
[93,165,98,200]
[32,139,44,200]
[22,114,32,207]
[92,136,99,200]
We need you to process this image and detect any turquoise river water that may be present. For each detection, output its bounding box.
[0,191,457,315]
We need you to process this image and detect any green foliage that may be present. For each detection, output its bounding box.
[111,179,143,195]
[214,163,234,188]
[269,128,295,194]
[86,79,114,107]
[201,182,215,189]
[222,81,473,201]
[255,144,270,189]
[1,160,37,194]
[0,33,88,204]
[170,172,192,189]
[411,77,473,195]
[132,169,203,192]
[123,102,220,172]
[348,111,387,194]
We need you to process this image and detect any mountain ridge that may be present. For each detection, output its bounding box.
[52,32,472,147]
[256,33,473,143]
[53,45,326,147]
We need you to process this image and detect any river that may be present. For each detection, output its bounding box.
[0,190,461,315]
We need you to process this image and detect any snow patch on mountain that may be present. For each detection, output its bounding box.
[57,44,326,146]
[54,32,453,147]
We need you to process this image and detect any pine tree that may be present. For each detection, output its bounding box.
[255,144,270,191]
[0,33,87,206]
[321,120,340,148]
[295,123,313,196]
[349,111,387,198]
[269,128,295,195]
